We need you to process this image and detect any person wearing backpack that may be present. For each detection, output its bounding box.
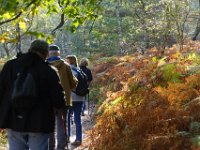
[79,58,93,116]
[66,55,85,146]
[47,45,77,150]
[0,40,65,150]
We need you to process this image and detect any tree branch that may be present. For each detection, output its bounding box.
[89,17,96,34]
[51,13,65,34]
[0,12,22,26]
[0,0,37,26]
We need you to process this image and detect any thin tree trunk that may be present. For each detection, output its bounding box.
[192,0,200,41]
[61,31,65,56]
[116,0,125,55]
[61,31,71,56]
[2,43,10,57]
[16,23,22,54]
[89,32,93,48]
[0,28,10,57]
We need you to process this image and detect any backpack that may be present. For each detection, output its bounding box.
[72,67,89,96]
[11,68,38,109]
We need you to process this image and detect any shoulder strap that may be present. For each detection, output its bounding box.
[72,67,79,72]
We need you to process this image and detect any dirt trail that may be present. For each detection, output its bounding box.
[69,102,95,150]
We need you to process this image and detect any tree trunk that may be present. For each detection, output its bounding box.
[2,43,10,57]
[116,0,125,55]
[16,23,21,54]
[192,18,200,41]
[61,31,72,56]
[192,0,200,41]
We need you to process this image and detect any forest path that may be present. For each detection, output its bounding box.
[67,101,95,150]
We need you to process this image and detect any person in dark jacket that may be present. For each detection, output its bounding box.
[79,58,93,116]
[0,40,65,150]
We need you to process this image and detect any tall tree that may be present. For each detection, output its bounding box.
[192,0,200,40]
[116,0,124,55]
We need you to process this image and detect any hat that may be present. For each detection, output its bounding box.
[49,45,60,52]
[29,40,49,55]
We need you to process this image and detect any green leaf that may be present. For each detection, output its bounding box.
[73,19,79,28]
[19,21,26,31]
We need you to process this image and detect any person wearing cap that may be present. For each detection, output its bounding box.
[47,44,77,150]
[0,40,65,150]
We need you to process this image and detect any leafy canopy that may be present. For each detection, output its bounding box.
[0,0,102,41]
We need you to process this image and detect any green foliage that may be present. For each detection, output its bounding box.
[190,122,200,136]
[192,135,200,147]
[0,0,102,42]
[96,56,118,64]
[89,85,106,106]
[162,63,181,83]
[188,53,200,65]
[0,130,7,147]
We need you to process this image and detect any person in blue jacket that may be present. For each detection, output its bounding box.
[66,55,84,146]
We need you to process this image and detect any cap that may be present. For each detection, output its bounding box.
[49,44,60,52]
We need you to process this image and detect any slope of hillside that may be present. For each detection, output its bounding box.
[88,41,200,150]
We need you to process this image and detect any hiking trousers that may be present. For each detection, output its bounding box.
[49,109,68,150]
[7,129,49,150]
[68,101,83,142]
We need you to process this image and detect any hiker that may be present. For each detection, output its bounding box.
[47,44,77,150]
[0,40,65,150]
[79,58,93,116]
[66,55,84,146]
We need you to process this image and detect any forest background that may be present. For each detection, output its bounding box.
[1,0,200,149]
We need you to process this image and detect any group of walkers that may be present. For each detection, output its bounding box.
[0,39,93,150]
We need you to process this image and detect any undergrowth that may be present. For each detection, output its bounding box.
[0,130,7,147]
[88,41,200,150]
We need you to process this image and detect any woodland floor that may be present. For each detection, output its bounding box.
[68,101,95,150]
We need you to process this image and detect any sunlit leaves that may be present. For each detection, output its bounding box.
[187,53,200,65]
[46,5,60,15]
[162,63,181,83]
[0,31,16,43]
[59,0,70,6]
[0,130,7,147]
[25,31,45,39]
[19,21,26,31]
[63,6,78,17]
[1,12,13,19]
[0,0,102,44]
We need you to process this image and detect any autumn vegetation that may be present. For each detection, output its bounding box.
[86,41,200,150]
[1,0,200,149]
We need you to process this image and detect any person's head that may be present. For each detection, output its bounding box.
[79,58,89,67]
[49,44,60,57]
[65,55,78,67]
[28,40,49,60]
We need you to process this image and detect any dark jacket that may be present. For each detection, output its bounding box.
[80,66,93,83]
[0,52,65,133]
